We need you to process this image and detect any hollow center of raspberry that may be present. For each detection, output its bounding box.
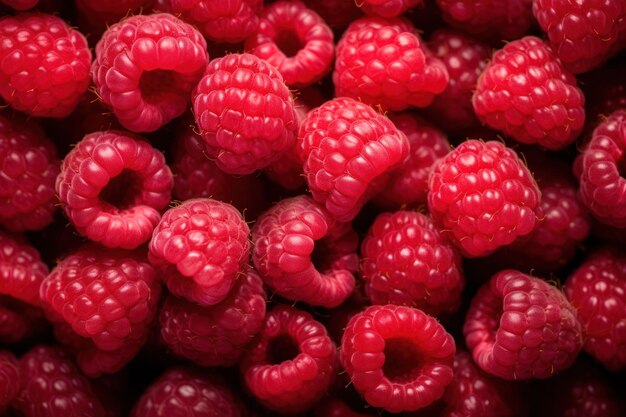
[382,338,424,383]
[267,334,300,364]
[100,169,142,210]
[274,27,302,58]
[139,70,180,104]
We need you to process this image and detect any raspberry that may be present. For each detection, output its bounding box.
[333,18,449,111]
[427,140,542,258]
[92,13,208,133]
[193,53,298,175]
[464,270,583,380]
[301,0,363,30]
[564,248,626,371]
[373,113,450,210]
[473,37,585,150]
[0,13,91,118]
[241,305,336,414]
[159,269,266,367]
[0,296,47,345]
[245,1,334,87]
[298,97,410,221]
[75,0,155,38]
[533,0,626,74]
[0,231,48,305]
[1,0,38,10]
[340,304,455,413]
[0,351,19,411]
[359,0,423,18]
[56,130,173,250]
[149,198,251,306]
[252,195,358,308]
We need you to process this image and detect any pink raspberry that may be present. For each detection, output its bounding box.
[92,13,208,133]
[149,198,251,306]
[298,97,410,221]
[245,1,334,87]
[359,0,423,17]
[0,351,18,411]
[56,130,173,250]
[334,18,448,111]
[252,195,358,308]
[193,53,298,175]
[75,0,155,38]
[0,231,48,305]
[464,270,583,380]
[341,304,455,413]
[473,36,585,150]
[159,269,266,367]
[0,13,91,118]
[302,0,363,30]
[564,248,626,371]
[241,305,336,414]
[0,0,38,10]
[428,140,542,258]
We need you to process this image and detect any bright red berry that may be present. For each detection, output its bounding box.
[359,0,423,18]
[0,231,48,306]
[0,351,19,412]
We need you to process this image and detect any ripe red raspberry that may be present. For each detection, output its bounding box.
[0,296,47,345]
[92,13,208,133]
[334,18,448,111]
[160,269,266,367]
[75,0,155,38]
[473,36,585,150]
[149,198,250,306]
[464,270,583,380]
[373,113,450,210]
[0,351,18,411]
[341,304,455,413]
[298,97,410,221]
[252,195,358,308]
[302,0,363,30]
[56,130,173,250]
[0,13,91,118]
[564,248,626,371]
[0,0,38,10]
[359,0,423,17]
[428,140,542,258]
[193,53,298,175]
[241,305,336,414]
[0,231,48,305]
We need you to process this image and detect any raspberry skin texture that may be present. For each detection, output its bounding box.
[149,198,251,307]
[193,53,298,175]
[252,195,358,308]
[340,304,455,413]
[0,231,48,305]
[92,13,208,133]
[463,270,583,380]
[0,351,19,411]
[241,305,337,414]
[298,97,410,221]
[159,269,266,367]
[473,36,585,150]
[56,130,173,250]
[427,140,542,258]
[359,0,423,18]
[361,211,464,315]
[0,13,91,118]
[564,248,626,371]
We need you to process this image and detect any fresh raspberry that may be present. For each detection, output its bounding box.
[0,13,91,118]
[0,0,38,10]
[55,130,173,250]
[159,268,266,367]
[427,140,542,258]
[75,0,155,38]
[298,97,410,221]
[564,248,626,371]
[340,304,455,413]
[245,1,334,87]
[464,270,583,380]
[333,18,449,111]
[149,198,250,306]
[92,13,208,133]
[252,195,358,308]
[0,351,19,411]
[301,0,363,31]
[241,305,337,414]
[373,113,450,210]
[358,0,423,17]
[0,231,48,305]
[0,296,47,345]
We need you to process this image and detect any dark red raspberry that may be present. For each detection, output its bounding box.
[298,97,410,221]
[427,140,542,258]
[464,270,583,380]
[252,195,358,308]
[241,305,336,414]
[359,0,423,17]
[75,0,155,38]
[149,198,250,306]
[314,398,374,417]
[340,304,455,413]
[160,268,266,367]
[193,53,298,175]
[56,130,173,250]
[0,351,18,411]
[373,113,450,210]
[0,296,48,345]
[0,231,48,305]
[0,13,91,118]
[92,13,208,133]
[0,0,38,10]
[302,0,363,31]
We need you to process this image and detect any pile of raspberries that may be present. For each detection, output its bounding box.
[1,0,626,416]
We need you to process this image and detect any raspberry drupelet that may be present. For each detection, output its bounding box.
[0,351,19,411]
[358,0,423,18]
[302,0,363,31]
[241,305,337,414]
[0,13,91,118]
[252,195,358,308]
[55,130,173,250]
[0,231,48,306]
[92,13,208,133]
[149,198,251,307]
